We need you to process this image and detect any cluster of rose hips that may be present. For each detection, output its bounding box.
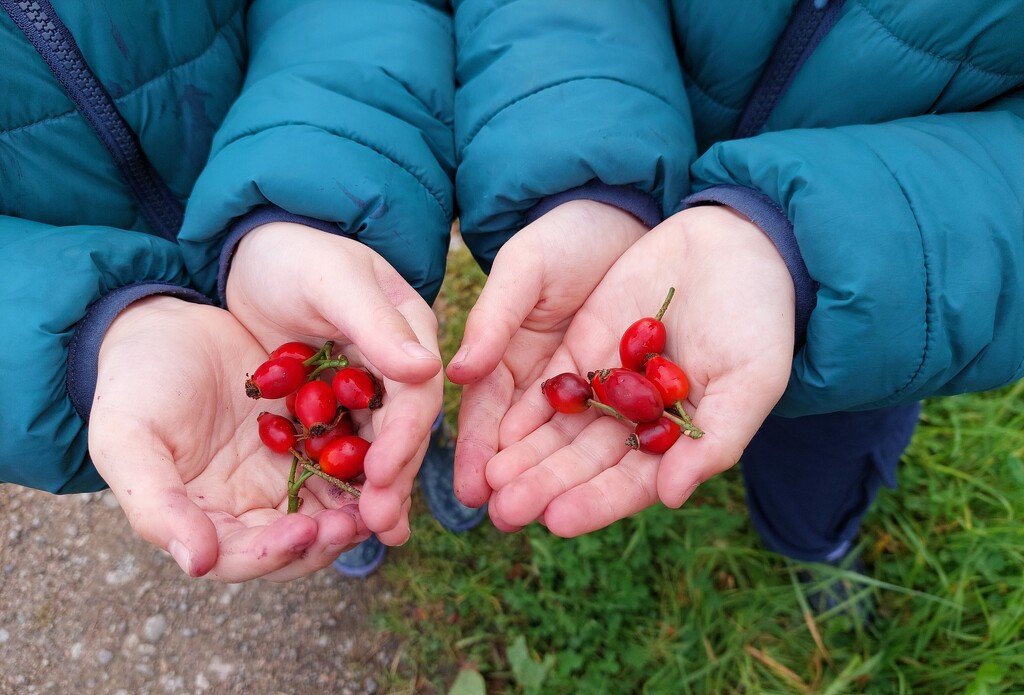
[244,340,383,513]
[541,288,704,454]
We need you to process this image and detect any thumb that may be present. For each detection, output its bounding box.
[446,254,543,384]
[91,435,219,577]
[320,279,442,384]
[656,378,778,509]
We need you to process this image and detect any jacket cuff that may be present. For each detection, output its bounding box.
[526,181,664,229]
[682,184,817,348]
[217,205,342,306]
[67,283,213,422]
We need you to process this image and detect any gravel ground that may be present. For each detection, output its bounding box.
[0,485,400,695]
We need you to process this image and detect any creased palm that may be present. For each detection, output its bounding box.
[89,297,368,582]
[483,206,797,537]
[224,223,445,543]
[445,201,648,512]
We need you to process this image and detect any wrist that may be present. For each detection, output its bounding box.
[536,198,649,243]
[672,206,796,304]
[100,296,191,356]
[225,221,308,306]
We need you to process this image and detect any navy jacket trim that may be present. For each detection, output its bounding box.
[67,283,212,422]
[525,181,664,229]
[682,184,817,348]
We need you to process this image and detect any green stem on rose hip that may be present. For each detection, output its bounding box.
[307,358,349,381]
[670,402,704,439]
[587,399,632,424]
[285,448,362,514]
[287,455,312,513]
[589,398,704,440]
[298,461,362,497]
[303,340,334,367]
[655,287,676,321]
[299,340,351,381]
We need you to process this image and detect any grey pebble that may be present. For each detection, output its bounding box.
[142,614,168,643]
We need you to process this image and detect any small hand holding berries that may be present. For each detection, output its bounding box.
[226,222,444,543]
[484,205,796,536]
[88,297,369,583]
[245,340,385,515]
[445,200,648,508]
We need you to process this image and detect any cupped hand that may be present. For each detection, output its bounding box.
[484,205,797,536]
[89,296,369,582]
[445,201,648,509]
[225,223,444,543]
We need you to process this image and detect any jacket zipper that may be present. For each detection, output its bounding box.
[733,0,847,139]
[2,0,184,241]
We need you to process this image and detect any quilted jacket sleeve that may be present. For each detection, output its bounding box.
[0,217,207,493]
[453,0,694,269]
[178,0,456,303]
[689,94,1024,416]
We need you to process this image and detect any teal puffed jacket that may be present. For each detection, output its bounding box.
[454,0,1024,416]
[0,0,455,492]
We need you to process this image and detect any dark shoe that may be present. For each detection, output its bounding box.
[333,536,387,578]
[418,416,487,533]
[797,553,876,628]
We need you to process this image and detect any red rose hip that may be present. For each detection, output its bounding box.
[588,369,611,404]
[318,435,370,481]
[303,412,354,461]
[270,341,319,374]
[600,368,664,423]
[619,317,667,371]
[294,380,338,436]
[245,357,306,400]
[626,416,681,454]
[332,368,383,410]
[644,355,690,405]
[618,287,676,370]
[541,372,593,414]
[257,412,298,454]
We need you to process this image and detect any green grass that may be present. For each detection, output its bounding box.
[374,243,1024,695]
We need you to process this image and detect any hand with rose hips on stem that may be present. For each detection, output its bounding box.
[225,222,445,543]
[477,205,796,537]
[445,200,648,510]
[88,296,372,583]
[247,340,385,513]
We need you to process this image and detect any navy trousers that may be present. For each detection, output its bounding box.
[740,403,922,562]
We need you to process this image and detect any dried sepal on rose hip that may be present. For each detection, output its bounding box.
[332,367,384,410]
[626,416,681,454]
[302,411,353,461]
[588,368,610,404]
[293,380,338,436]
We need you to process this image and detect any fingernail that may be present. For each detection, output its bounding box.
[450,346,469,367]
[168,540,193,576]
[402,341,440,361]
